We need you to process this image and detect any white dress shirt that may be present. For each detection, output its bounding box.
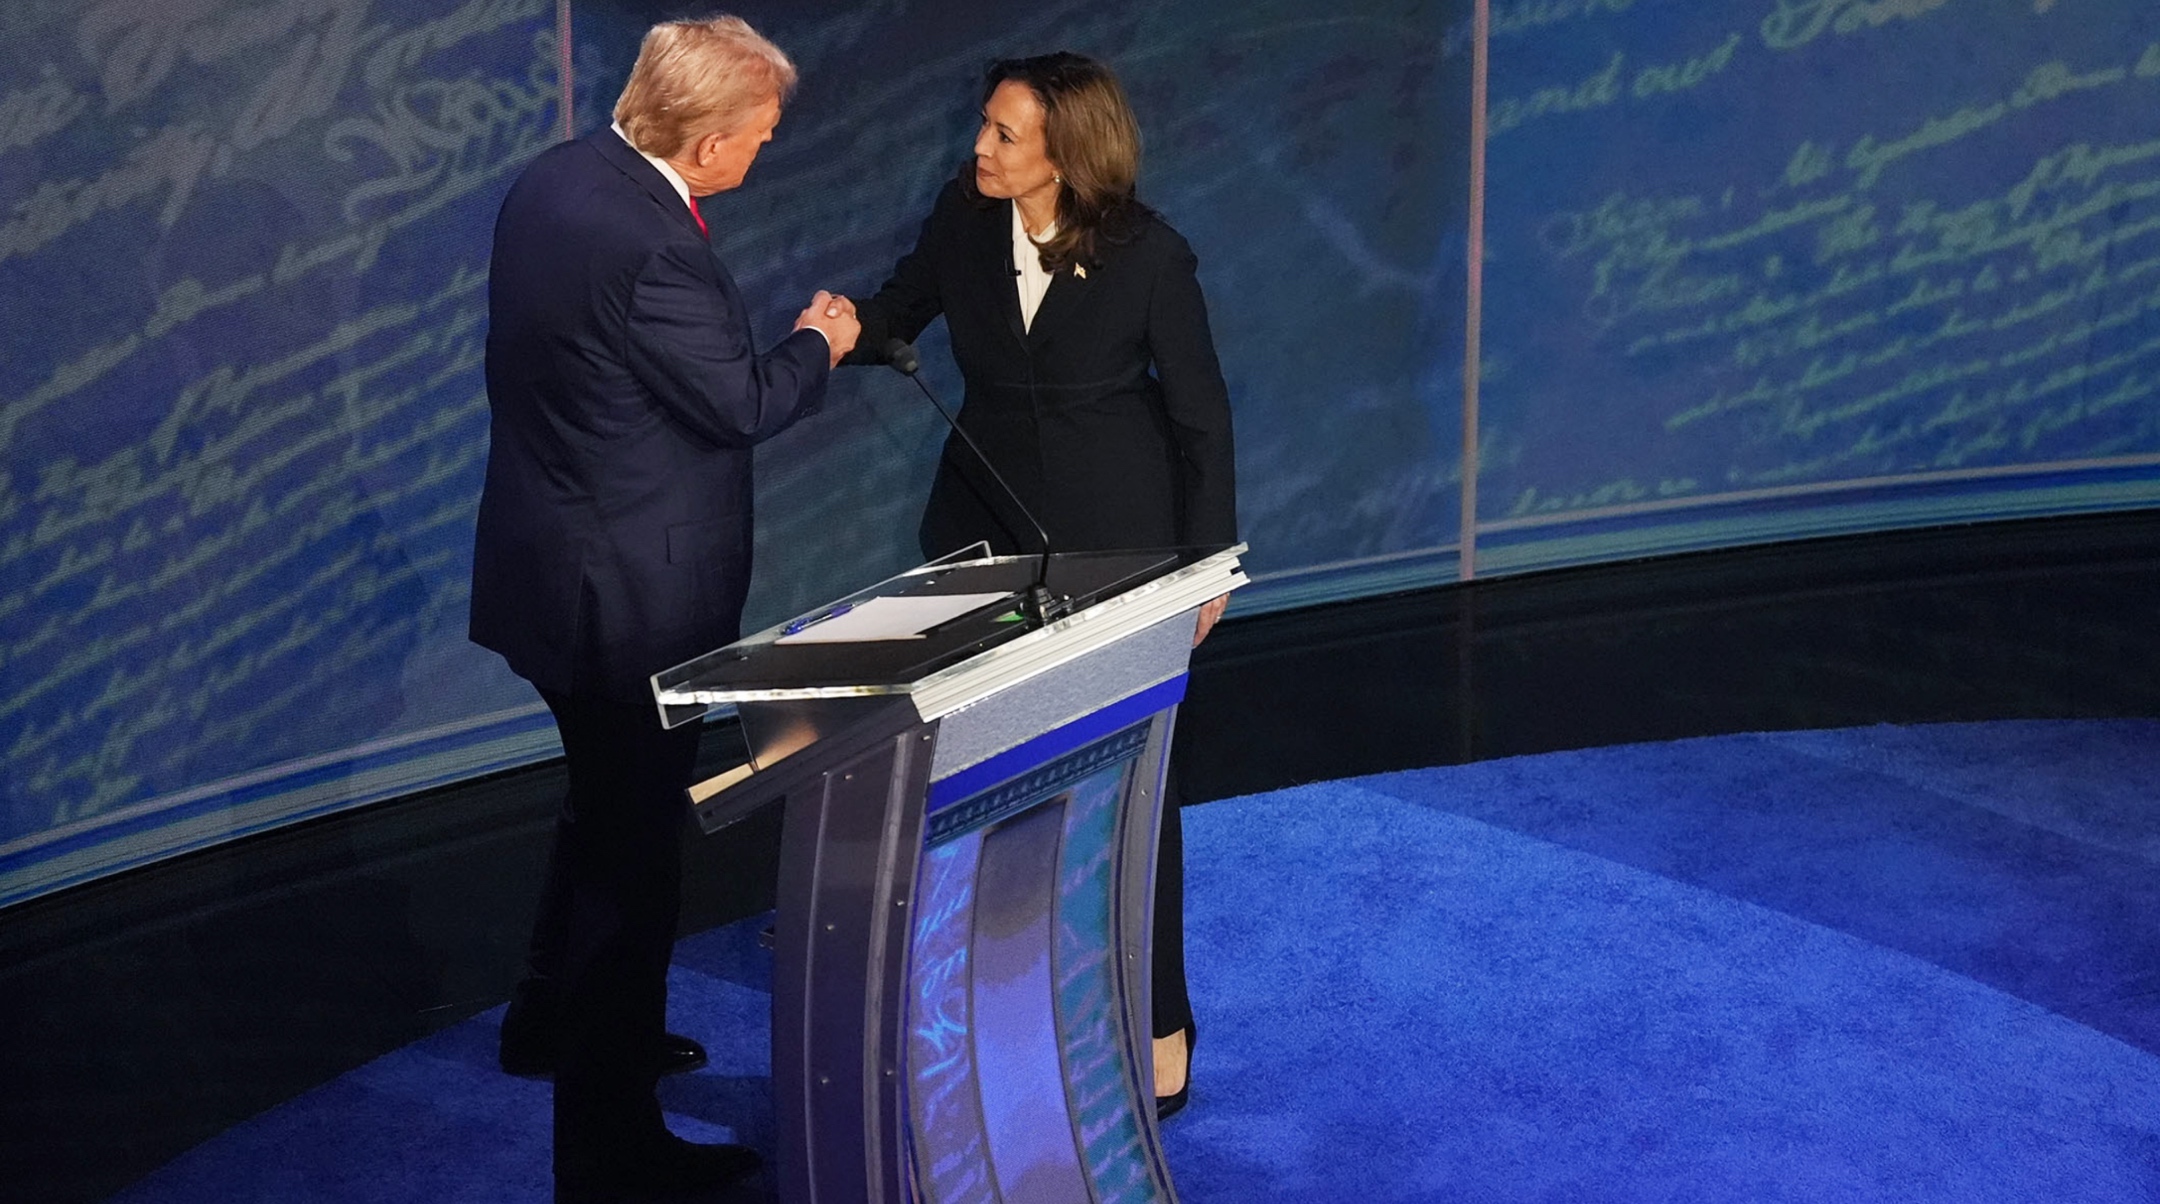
[614,122,692,209]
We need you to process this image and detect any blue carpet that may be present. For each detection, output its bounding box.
[116,720,2160,1202]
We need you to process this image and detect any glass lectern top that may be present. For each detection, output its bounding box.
[652,545,1232,701]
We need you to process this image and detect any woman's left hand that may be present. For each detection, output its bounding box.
[1192,594,1228,646]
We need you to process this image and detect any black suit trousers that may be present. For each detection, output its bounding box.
[527,687,703,1167]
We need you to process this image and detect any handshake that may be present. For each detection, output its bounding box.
[795,290,860,368]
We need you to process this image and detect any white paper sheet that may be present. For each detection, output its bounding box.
[773,592,1012,644]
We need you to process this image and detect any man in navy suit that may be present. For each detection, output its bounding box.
[469,16,858,1200]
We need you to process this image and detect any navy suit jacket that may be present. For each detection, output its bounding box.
[471,130,829,703]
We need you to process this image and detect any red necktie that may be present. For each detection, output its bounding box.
[689,199,707,238]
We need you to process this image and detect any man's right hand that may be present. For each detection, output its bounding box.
[796,290,861,368]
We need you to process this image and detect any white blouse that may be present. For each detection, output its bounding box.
[1011,204,1059,332]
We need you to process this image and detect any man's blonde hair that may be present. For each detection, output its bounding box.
[613,16,797,158]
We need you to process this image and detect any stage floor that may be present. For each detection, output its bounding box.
[4,509,2157,1202]
[111,719,2160,1203]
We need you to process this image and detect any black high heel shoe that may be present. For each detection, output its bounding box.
[1155,1022,1197,1121]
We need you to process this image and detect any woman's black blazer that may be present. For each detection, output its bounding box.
[851,180,1237,559]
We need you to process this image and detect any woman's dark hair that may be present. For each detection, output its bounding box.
[961,51,1150,271]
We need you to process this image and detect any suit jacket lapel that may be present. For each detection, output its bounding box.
[986,198,1088,353]
[1026,264,1084,352]
[588,129,706,242]
[981,200,1026,346]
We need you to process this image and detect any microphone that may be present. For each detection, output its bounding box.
[885,339,920,376]
[881,338,1066,625]
[1003,248,1020,278]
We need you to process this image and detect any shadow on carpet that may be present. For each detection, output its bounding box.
[115,720,2160,1203]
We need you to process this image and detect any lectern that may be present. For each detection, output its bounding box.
[651,545,1247,1204]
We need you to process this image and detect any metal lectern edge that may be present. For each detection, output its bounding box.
[1123,708,1184,1203]
[772,719,937,1204]
[688,698,917,836]
[650,546,1247,712]
[905,562,1246,722]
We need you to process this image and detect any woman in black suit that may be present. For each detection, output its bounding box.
[846,52,1234,1118]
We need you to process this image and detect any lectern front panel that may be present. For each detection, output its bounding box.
[905,714,1176,1204]
[972,802,1092,1202]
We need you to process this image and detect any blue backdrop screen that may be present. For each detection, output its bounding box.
[1,0,2151,905]
[1,0,566,903]
[1476,0,2160,569]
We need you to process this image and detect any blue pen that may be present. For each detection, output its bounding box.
[783,602,855,635]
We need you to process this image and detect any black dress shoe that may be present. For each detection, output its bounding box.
[1155,1022,1196,1122]
[555,1133,761,1203]
[501,1026,710,1078]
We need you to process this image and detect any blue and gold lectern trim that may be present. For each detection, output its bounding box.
[926,676,1187,815]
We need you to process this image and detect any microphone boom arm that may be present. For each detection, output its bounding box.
[884,340,1067,626]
